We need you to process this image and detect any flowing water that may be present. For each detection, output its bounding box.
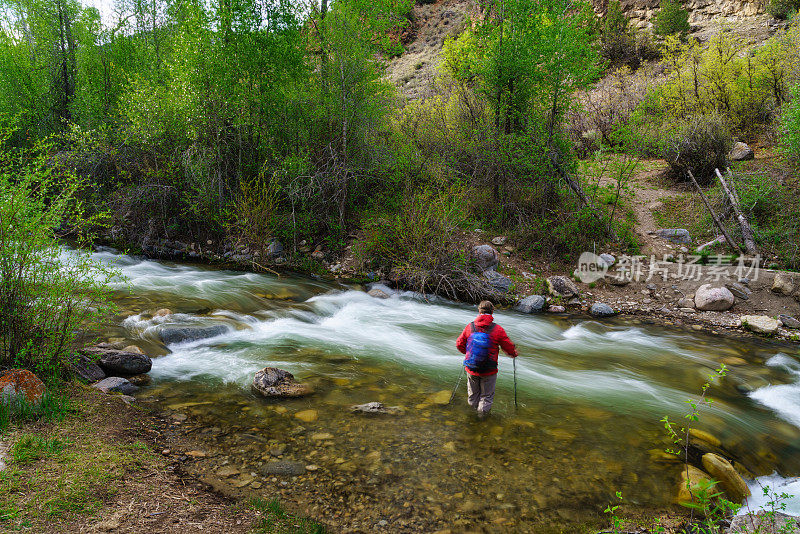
[89,248,800,531]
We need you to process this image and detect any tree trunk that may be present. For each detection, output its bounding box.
[686,169,741,253]
[716,168,758,256]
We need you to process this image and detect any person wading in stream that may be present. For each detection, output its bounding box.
[456,300,518,416]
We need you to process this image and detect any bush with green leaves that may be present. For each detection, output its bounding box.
[780,84,800,166]
[653,0,691,37]
[767,0,800,19]
[661,113,733,184]
[0,124,118,379]
[600,1,658,69]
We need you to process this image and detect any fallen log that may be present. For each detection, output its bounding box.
[686,169,742,253]
[715,168,757,256]
[695,235,726,253]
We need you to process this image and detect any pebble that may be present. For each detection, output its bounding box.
[295,409,318,423]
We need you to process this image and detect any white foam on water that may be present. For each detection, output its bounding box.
[739,473,800,517]
[750,353,800,428]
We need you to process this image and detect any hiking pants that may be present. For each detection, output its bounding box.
[467,373,497,414]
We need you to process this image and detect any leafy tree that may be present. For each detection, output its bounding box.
[653,0,691,37]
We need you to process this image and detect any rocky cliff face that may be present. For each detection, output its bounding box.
[594,0,765,29]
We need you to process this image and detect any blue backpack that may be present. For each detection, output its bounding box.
[464,322,496,373]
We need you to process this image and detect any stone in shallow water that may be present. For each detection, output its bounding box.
[159,324,229,345]
[351,402,402,415]
[426,391,451,405]
[701,453,750,503]
[294,409,318,422]
[261,460,306,477]
[251,367,312,398]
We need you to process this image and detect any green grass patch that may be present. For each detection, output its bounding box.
[0,392,72,433]
[10,434,66,464]
[250,497,327,534]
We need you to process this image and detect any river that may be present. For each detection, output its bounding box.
[90,247,800,531]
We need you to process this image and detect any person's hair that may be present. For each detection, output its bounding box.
[478,300,494,314]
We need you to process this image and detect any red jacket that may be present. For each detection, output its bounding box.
[456,313,517,376]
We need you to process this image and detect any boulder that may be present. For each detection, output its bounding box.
[0,369,45,405]
[729,512,799,533]
[590,303,616,317]
[599,253,616,267]
[654,228,692,244]
[778,314,800,329]
[741,315,779,335]
[514,295,546,314]
[728,142,754,162]
[548,305,566,313]
[367,288,391,299]
[484,270,513,293]
[694,284,735,311]
[159,324,229,345]
[351,402,402,415]
[547,276,580,298]
[771,272,796,295]
[68,354,106,383]
[725,282,752,301]
[81,346,152,376]
[472,245,499,271]
[251,367,312,398]
[675,465,714,509]
[122,345,144,354]
[267,239,284,258]
[701,453,750,503]
[92,377,139,395]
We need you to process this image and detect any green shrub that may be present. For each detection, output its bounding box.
[661,113,733,184]
[653,0,691,37]
[601,1,640,68]
[767,0,800,19]
[0,123,118,379]
[780,84,800,165]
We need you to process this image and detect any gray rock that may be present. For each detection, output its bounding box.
[728,141,754,162]
[68,354,106,383]
[351,402,402,415]
[81,346,152,376]
[92,377,139,395]
[548,305,566,313]
[547,276,580,298]
[654,228,692,244]
[251,367,312,398]
[725,282,752,300]
[677,297,695,309]
[590,303,616,317]
[694,284,735,311]
[267,240,284,258]
[729,512,798,533]
[261,460,307,477]
[514,295,546,314]
[599,253,616,267]
[741,315,779,335]
[484,270,513,292]
[491,236,507,246]
[472,245,499,271]
[159,324,229,345]
[367,288,390,299]
[771,272,796,295]
[778,314,800,329]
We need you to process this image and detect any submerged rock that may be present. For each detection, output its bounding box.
[514,295,546,314]
[261,460,306,477]
[251,368,312,398]
[159,324,229,345]
[0,369,45,405]
[675,465,713,509]
[351,402,402,415]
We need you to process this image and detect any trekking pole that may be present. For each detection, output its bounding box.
[449,366,465,405]
[513,357,518,410]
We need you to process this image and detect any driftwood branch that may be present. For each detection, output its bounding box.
[550,153,617,240]
[695,235,725,253]
[716,168,758,256]
[686,169,742,253]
